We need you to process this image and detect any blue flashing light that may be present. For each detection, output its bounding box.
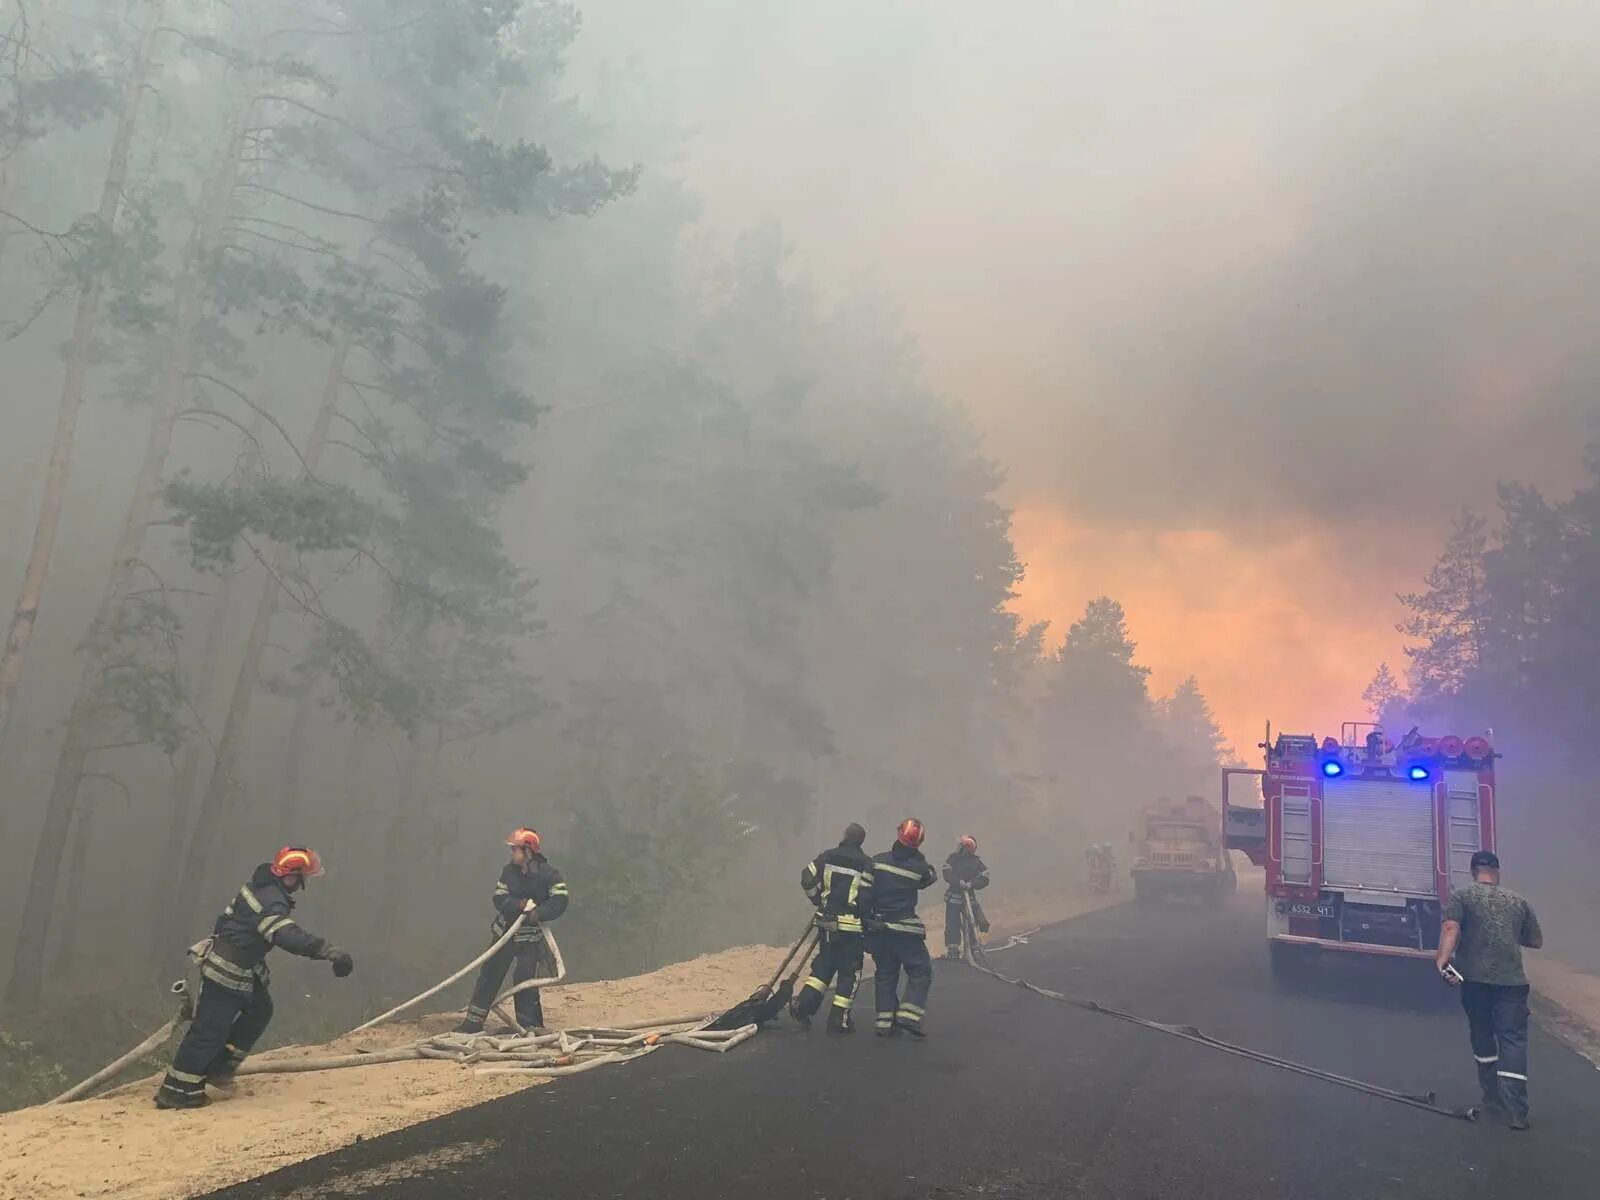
[1321,760,1344,778]
[1408,765,1430,782]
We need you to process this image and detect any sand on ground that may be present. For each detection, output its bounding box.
[0,943,787,1200]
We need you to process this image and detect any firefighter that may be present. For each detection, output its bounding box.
[942,834,990,960]
[866,818,938,1038]
[790,822,873,1034]
[456,828,569,1035]
[1437,850,1544,1129]
[156,847,353,1109]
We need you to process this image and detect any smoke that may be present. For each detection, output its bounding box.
[572,0,1600,531]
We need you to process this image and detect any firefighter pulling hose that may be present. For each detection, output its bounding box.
[953,893,1479,1122]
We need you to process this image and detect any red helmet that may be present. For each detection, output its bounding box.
[896,818,926,849]
[958,834,977,853]
[271,847,324,878]
[506,828,541,854]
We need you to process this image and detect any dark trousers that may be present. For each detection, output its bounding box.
[944,895,988,949]
[158,978,273,1101]
[793,929,864,1018]
[1462,980,1530,1118]
[466,937,551,1029]
[869,931,933,1031]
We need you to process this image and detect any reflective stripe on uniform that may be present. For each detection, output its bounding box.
[167,1067,207,1084]
[875,1013,894,1027]
[882,920,926,934]
[834,914,863,933]
[1497,1071,1528,1081]
[898,1002,925,1017]
[203,953,254,980]
[831,994,853,1009]
[1474,1054,1499,1064]
[258,915,294,939]
[874,862,924,881]
[802,977,826,994]
[236,887,264,914]
[201,966,254,994]
[549,883,569,895]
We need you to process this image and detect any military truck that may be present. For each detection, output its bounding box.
[1130,795,1236,906]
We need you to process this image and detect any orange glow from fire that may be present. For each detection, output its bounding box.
[1008,507,1409,757]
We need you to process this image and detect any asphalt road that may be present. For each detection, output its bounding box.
[207,892,1600,1200]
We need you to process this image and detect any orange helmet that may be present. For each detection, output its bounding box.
[506,828,541,854]
[958,834,977,853]
[270,847,324,878]
[896,818,926,849]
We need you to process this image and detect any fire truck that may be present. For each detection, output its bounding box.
[1223,723,1497,979]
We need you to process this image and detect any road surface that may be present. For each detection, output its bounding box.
[207,892,1600,1199]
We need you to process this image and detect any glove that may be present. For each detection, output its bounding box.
[327,947,354,977]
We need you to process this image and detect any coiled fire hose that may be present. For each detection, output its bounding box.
[957,893,1478,1122]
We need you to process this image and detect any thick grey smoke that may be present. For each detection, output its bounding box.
[573,0,1600,533]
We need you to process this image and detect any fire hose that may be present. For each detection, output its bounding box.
[957,893,1478,1123]
[47,978,194,1104]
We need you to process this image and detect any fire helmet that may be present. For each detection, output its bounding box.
[896,818,926,849]
[506,828,542,855]
[270,847,324,879]
[958,834,977,853]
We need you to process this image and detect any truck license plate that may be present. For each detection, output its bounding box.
[1288,901,1337,920]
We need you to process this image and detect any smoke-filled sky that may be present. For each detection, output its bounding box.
[571,0,1600,749]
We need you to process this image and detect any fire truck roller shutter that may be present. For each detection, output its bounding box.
[1321,777,1437,894]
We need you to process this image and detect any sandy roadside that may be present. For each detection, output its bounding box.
[0,944,787,1200]
[0,887,1130,1200]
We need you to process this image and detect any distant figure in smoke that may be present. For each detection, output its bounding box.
[942,834,990,960]
[157,847,353,1109]
[1436,850,1543,1130]
[791,822,873,1034]
[456,828,569,1035]
[866,818,938,1038]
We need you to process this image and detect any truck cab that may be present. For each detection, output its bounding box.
[1130,795,1237,906]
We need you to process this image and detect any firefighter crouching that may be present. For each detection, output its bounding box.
[791,822,873,1034]
[942,834,990,960]
[157,847,353,1109]
[867,818,938,1038]
[456,827,569,1034]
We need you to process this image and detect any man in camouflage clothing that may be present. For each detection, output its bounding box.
[1436,850,1544,1129]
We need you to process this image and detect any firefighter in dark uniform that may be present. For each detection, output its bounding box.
[790,822,873,1034]
[942,834,991,960]
[456,827,569,1034]
[866,818,938,1038]
[156,847,353,1109]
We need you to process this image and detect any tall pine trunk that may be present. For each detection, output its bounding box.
[169,323,352,939]
[148,566,235,968]
[50,804,90,979]
[5,69,255,1008]
[276,672,319,833]
[0,0,164,744]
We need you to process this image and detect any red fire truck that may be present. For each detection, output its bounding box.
[1223,723,1497,979]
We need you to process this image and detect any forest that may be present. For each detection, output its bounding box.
[0,0,1232,1104]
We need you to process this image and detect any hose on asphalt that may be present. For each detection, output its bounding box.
[958,895,1478,1123]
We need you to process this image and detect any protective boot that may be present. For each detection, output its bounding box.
[900,1019,927,1040]
[1475,1063,1504,1115]
[453,1018,485,1035]
[154,1089,211,1110]
[206,1068,238,1096]
[1500,1077,1530,1130]
[826,1005,853,1035]
[944,945,961,962]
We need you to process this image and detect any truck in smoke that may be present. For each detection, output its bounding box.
[1223,723,1497,980]
[1128,795,1236,906]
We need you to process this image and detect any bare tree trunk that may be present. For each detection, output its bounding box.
[375,721,432,958]
[0,0,164,744]
[277,672,319,833]
[50,803,90,979]
[148,568,235,967]
[4,68,259,1009]
[170,325,351,940]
